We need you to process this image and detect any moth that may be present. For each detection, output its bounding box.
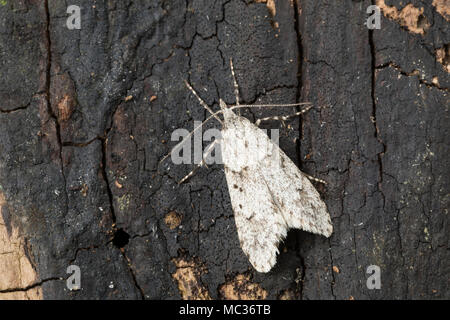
[163,60,333,273]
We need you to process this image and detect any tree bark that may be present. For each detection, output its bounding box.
[0,0,448,299]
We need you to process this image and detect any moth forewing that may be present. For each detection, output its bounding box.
[260,138,333,237]
[223,161,289,273]
[221,105,332,272]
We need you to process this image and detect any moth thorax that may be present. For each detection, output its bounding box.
[221,126,281,171]
[219,99,227,110]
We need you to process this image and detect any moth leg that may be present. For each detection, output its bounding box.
[255,105,313,126]
[231,102,312,110]
[159,110,223,164]
[303,173,327,185]
[178,139,220,184]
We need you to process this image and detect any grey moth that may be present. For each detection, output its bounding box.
[166,60,333,273]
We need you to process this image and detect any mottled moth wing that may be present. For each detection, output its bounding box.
[221,109,332,273]
[262,139,333,237]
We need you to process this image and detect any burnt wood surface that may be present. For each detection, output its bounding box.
[0,0,448,299]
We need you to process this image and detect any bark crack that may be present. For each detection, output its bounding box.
[100,135,117,225]
[292,0,314,300]
[44,0,69,216]
[0,103,30,114]
[120,249,146,299]
[375,62,449,92]
[368,15,387,209]
[0,277,62,293]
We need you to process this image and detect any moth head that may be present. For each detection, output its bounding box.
[219,99,227,110]
[219,98,236,125]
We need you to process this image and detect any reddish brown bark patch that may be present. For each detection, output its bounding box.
[50,73,76,123]
[255,0,276,17]
[255,0,278,28]
[219,274,268,300]
[171,257,211,300]
[432,0,450,22]
[0,192,42,300]
[436,44,450,73]
[376,0,430,35]
[164,211,182,230]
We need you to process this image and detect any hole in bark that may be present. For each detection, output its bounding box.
[112,228,130,248]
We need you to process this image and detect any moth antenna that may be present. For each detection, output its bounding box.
[159,110,224,164]
[185,80,223,124]
[229,58,240,106]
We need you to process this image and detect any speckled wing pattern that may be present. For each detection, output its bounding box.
[221,108,332,273]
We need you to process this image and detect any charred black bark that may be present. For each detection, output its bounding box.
[0,0,447,299]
